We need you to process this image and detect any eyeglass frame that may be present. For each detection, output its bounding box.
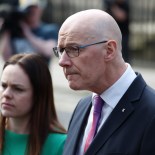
[53,40,108,58]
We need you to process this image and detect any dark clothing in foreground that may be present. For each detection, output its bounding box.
[63,74,155,155]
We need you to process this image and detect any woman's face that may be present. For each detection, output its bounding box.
[0,64,33,119]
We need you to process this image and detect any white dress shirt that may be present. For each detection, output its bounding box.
[78,64,137,155]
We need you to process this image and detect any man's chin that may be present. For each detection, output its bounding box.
[68,82,81,90]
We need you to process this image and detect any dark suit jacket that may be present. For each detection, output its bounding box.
[63,74,155,155]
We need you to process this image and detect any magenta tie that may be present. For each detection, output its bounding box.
[84,95,104,153]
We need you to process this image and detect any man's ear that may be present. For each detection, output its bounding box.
[104,40,117,61]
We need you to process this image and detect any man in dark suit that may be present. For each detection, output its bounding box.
[53,9,155,155]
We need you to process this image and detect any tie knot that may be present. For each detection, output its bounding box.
[93,95,104,114]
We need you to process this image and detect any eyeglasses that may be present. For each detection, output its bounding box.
[53,40,108,58]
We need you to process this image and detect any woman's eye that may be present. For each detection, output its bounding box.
[14,87,23,92]
[1,83,7,89]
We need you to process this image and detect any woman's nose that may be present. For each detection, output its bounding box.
[2,87,12,99]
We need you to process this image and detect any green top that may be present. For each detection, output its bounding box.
[2,130,66,155]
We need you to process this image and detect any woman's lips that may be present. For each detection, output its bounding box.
[2,102,14,109]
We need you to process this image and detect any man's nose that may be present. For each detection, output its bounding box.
[59,51,72,67]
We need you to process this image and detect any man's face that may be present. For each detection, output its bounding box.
[58,27,107,92]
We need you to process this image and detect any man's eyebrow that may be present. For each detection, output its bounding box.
[65,42,80,47]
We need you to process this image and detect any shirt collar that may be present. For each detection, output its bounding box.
[93,63,136,108]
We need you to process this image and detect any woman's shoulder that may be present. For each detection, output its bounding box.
[47,133,67,143]
[41,133,67,155]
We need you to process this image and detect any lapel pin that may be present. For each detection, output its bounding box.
[122,108,126,112]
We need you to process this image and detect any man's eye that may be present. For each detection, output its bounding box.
[67,47,78,52]
[60,48,65,54]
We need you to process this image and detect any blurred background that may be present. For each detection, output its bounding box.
[0,0,155,129]
[0,0,155,65]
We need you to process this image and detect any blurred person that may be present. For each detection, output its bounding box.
[0,0,19,7]
[0,53,66,155]
[0,4,33,61]
[104,0,131,63]
[0,4,13,60]
[0,4,59,65]
[19,4,59,64]
[53,9,155,155]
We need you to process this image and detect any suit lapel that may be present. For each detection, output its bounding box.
[86,98,134,154]
[85,74,146,155]
[68,96,92,155]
